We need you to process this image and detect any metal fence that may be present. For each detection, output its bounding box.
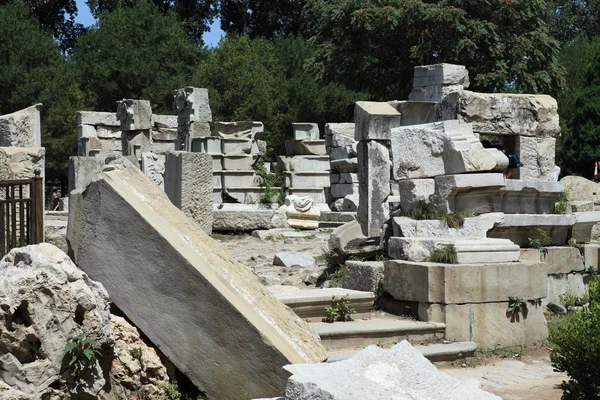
[0,170,44,257]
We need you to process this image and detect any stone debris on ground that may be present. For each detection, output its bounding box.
[273,251,316,268]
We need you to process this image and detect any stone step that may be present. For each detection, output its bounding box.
[310,316,446,351]
[326,341,477,363]
[268,286,375,319]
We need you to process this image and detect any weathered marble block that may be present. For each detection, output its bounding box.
[324,123,355,148]
[116,99,152,131]
[390,120,502,180]
[431,173,505,213]
[222,138,254,155]
[391,213,504,238]
[141,152,165,190]
[285,172,330,188]
[292,123,320,141]
[388,100,439,126]
[222,154,257,170]
[395,179,435,211]
[519,136,556,181]
[174,87,212,123]
[488,214,575,247]
[77,111,119,127]
[0,104,42,147]
[494,180,564,214]
[409,64,469,102]
[214,121,263,140]
[354,102,402,141]
[284,140,326,156]
[222,170,260,187]
[277,156,330,172]
[357,140,390,237]
[571,212,600,242]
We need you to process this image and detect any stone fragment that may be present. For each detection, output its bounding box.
[273,252,315,268]
[292,123,320,140]
[444,302,548,349]
[391,213,503,238]
[0,244,113,398]
[325,123,355,147]
[561,175,600,204]
[547,301,567,314]
[67,160,327,399]
[0,104,42,147]
[214,121,263,140]
[277,155,330,172]
[164,151,213,234]
[141,152,165,190]
[384,259,546,303]
[174,87,212,123]
[488,214,575,247]
[443,91,560,138]
[519,136,556,181]
[431,173,505,213]
[497,180,563,214]
[354,102,402,141]
[152,114,178,129]
[390,121,500,180]
[342,261,384,292]
[572,211,600,242]
[284,341,499,400]
[395,179,435,211]
[357,140,390,237]
[116,99,152,131]
[77,111,120,127]
[285,139,327,156]
[540,246,585,274]
[332,195,358,212]
[213,204,278,231]
[409,64,469,102]
[222,138,254,154]
[328,145,356,160]
[330,158,359,173]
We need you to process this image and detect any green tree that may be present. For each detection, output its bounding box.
[219,0,303,39]
[304,0,564,100]
[556,36,600,177]
[73,1,203,113]
[0,2,85,189]
[546,0,600,43]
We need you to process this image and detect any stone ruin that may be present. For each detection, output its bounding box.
[331,62,600,348]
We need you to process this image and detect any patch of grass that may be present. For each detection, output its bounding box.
[554,185,571,215]
[263,234,285,241]
[427,244,458,264]
[303,234,316,240]
[323,294,355,323]
[254,156,286,205]
[347,255,366,262]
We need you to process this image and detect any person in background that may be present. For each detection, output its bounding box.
[52,190,61,211]
[594,161,600,183]
[506,153,523,179]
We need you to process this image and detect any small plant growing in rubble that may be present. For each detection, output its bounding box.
[324,294,355,323]
[527,228,551,249]
[428,244,458,264]
[63,333,102,377]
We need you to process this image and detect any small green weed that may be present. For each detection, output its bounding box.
[129,346,142,359]
[63,333,102,377]
[527,228,551,249]
[324,295,355,323]
[428,244,458,264]
[554,185,571,215]
[507,296,528,321]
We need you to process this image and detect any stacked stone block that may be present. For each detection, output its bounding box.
[325,123,359,212]
[277,123,330,205]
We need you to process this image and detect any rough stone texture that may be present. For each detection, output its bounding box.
[395,179,435,211]
[67,160,328,400]
[540,247,585,274]
[342,261,384,292]
[388,237,521,264]
[390,101,439,127]
[273,252,316,268]
[496,180,564,214]
[487,214,575,247]
[0,104,42,148]
[584,243,600,269]
[409,64,470,102]
[354,102,402,141]
[443,91,560,138]
[77,111,120,127]
[519,136,556,181]
[174,87,212,123]
[0,243,113,398]
[284,341,499,400]
[212,204,280,231]
[292,123,320,141]
[116,100,152,131]
[357,140,390,237]
[214,121,263,140]
[444,302,548,349]
[561,175,600,204]
[431,173,505,213]
[390,121,500,180]
[384,260,546,304]
[68,156,105,194]
[164,151,213,235]
[392,213,504,238]
[45,211,68,253]
[325,123,355,148]
[141,152,165,190]
[0,147,45,181]
[546,273,590,306]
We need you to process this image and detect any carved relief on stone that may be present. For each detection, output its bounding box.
[284,195,320,229]
[141,152,165,190]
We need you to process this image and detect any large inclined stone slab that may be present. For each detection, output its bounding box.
[495,180,564,214]
[384,260,547,304]
[431,173,506,213]
[390,120,501,180]
[354,102,402,141]
[392,213,504,238]
[67,160,327,399]
[488,214,575,247]
[164,152,213,234]
[572,212,600,242]
[283,341,499,400]
[444,302,548,349]
[325,123,355,148]
[441,91,560,138]
[388,237,521,264]
[0,104,42,147]
[358,140,390,236]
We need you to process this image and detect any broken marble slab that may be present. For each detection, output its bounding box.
[213,121,263,140]
[293,123,320,141]
[390,120,502,180]
[0,104,42,147]
[391,213,504,238]
[283,341,499,400]
[354,102,402,141]
[388,237,521,264]
[116,99,152,131]
[488,214,575,247]
[273,252,315,268]
[571,212,600,242]
[325,123,355,148]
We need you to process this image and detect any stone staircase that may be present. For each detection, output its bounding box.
[268,286,476,362]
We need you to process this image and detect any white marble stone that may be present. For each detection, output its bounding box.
[292,123,320,140]
[116,99,152,131]
[354,102,402,141]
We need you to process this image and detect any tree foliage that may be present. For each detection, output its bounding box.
[304,0,565,100]
[73,1,203,113]
[547,0,600,43]
[219,0,303,38]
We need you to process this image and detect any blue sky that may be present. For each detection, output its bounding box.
[73,0,224,47]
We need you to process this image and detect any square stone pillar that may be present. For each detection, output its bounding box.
[164,151,213,234]
[354,102,400,237]
[174,87,212,151]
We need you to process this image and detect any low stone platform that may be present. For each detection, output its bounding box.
[212,203,282,231]
[488,214,575,247]
[269,286,374,318]
[311,318,446,351]
[391,213,503,238]
[388,237,520,264]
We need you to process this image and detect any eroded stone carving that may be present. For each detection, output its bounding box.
[141,152,165,189]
